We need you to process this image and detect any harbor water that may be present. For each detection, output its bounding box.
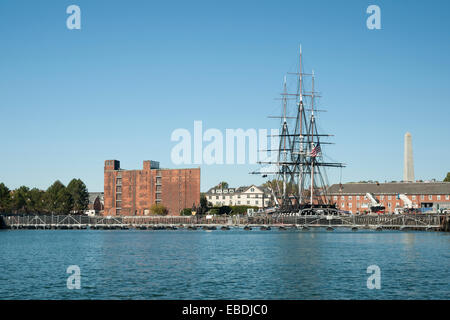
[0,228,449,299]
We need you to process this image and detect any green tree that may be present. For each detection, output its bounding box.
[200,195,208,208]
[230,205,258,215]
[55,188,73,214]
[218,206,232,215]
[444,172,450,182]
[217,181,229,189]
[0,183,11,213]
[45,180,66,214]
[150,203,168,216]
[28,188,46,214]
[67,179,89,214]
[262,179,297,196]
[11,186,31,214]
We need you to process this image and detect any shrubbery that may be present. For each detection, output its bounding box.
[180,208,192,216]
[150,203,168,215]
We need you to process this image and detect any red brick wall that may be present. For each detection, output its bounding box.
[332,193,450,213]
[103,160,200,216]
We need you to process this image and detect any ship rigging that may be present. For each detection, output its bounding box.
[251,47,345,214]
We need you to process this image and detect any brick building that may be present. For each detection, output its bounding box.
[104,160,200,216]
[88,192,104,213]
[328,182,450,214]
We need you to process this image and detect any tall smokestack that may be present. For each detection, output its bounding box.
[403,132,414,182]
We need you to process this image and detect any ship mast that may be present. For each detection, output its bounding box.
[251,47,345,213]
[298,45,304,205]
[282,76,288,201]
[310,70,315,205]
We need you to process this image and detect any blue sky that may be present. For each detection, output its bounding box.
[1,0,449,192]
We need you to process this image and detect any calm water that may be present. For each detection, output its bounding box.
[0,228,449,300]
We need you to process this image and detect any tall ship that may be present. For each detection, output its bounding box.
[252,48,345,215]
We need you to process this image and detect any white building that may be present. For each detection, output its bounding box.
[205,185,273,209]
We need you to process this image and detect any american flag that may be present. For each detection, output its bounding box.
[310,143,321,157]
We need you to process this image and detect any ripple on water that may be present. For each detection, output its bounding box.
[0,229,449,299]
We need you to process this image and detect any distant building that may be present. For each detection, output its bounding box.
[403,132,415,182]
[205,184,273,209]
[104,160,200,216]
[88,192,104,214]
[328,182,450,214]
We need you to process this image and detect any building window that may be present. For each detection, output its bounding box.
[446,195,450,200]
[388,195,391,200]
[428,195,432,200]
[341,196,345,200]
[208,196,211,199]
[356,196,360,200]
[380,195,384,200]
[216,196,219,199]
[333,196,337,201]
[421,195,425,200]
[348,196,352,201]
[437,195,441,200]
[341,203,345,208]
[251,188,255,192]
[255,200,259,204]
[357,203,360,208]
[388,203,391,208]
[412,195,416,200]
[349,203,352,208]
[247,201,250,204]
[238,201,241,204]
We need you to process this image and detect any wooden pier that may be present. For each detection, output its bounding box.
[0,213,448,231]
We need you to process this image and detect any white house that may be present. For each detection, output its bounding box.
[205,185,273,209]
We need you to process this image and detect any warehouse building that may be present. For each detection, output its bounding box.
[328,182,450,214]
[104,160,200,216]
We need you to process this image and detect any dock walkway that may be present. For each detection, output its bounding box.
[1,214,448,231]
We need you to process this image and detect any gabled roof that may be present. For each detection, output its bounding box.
[88,192,104,204]
[241,185,263,193]
[205,184,269,195]
[328,182,450,195]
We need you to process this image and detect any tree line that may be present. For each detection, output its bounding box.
[0,179,89,215]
